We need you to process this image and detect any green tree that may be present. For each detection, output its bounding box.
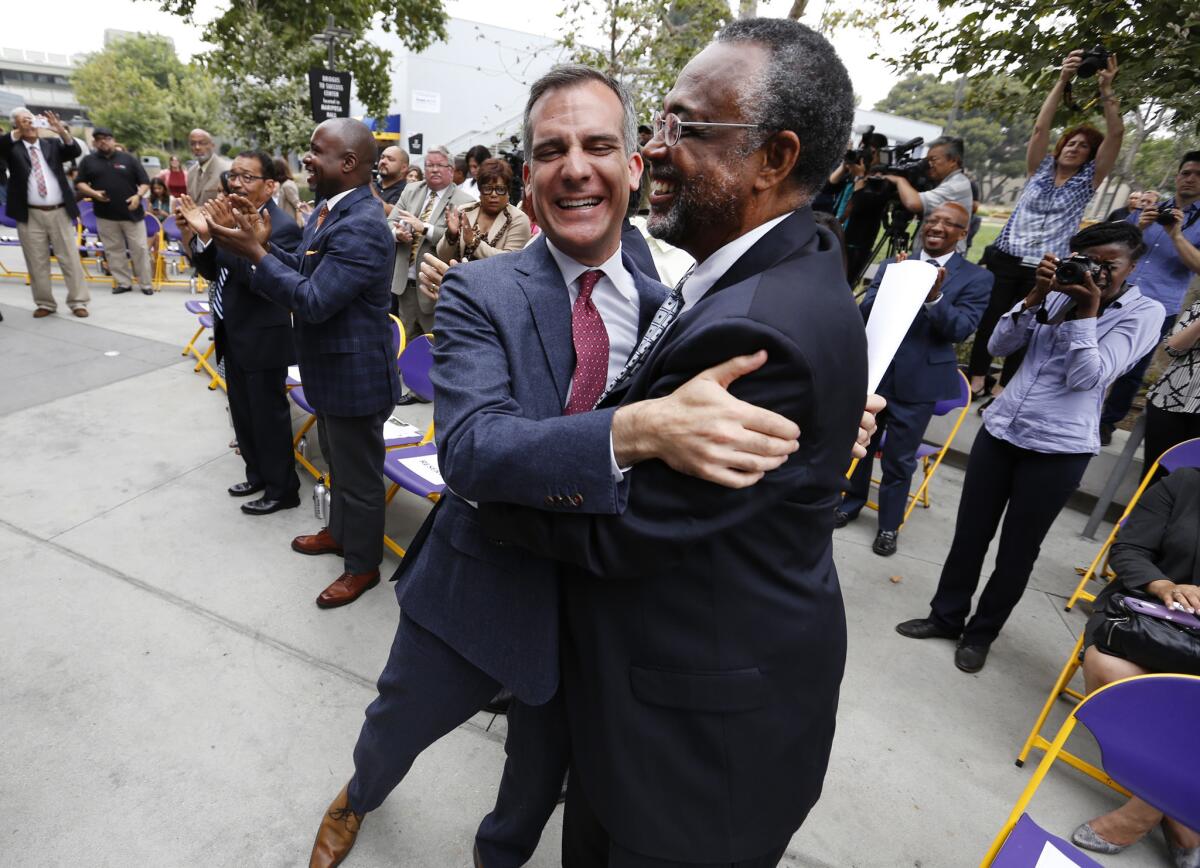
[558,0,732,118]
[874,73,1028,202]
[156,0,450,150]
[71,33,223,152]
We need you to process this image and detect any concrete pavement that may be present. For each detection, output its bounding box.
[0,275,1172,867]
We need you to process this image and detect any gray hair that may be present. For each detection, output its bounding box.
[425,145,452,164]
[928,136,964,167]
[716,18,854,196]
[10,106,32,123]
[522,64,637,165]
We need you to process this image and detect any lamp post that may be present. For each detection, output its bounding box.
[310,14,354,70]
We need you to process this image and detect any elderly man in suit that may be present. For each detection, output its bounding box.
[479,20,872,866]
[176,150,305,516]
[387,146,474,343]
[302,64,819,868]
[208,118,401,610]
[0,107,89,317]
[837,201,992,556]
[186,128,230,206]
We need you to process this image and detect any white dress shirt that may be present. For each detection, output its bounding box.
[22,138,65,207]
[680,211,791,311]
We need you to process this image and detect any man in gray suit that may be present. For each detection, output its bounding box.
[185,129,230,206]
[387,146,474,342]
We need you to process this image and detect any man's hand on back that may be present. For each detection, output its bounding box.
[611,351,800,490]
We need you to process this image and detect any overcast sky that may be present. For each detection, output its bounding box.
[2,0,905,109]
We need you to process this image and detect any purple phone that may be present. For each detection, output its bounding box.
[1122,596,1200,631]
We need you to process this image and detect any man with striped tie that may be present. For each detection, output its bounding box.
[176,150,303,516]
[301,65,813,868]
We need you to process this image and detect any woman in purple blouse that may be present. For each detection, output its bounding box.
[895,222,1164,673]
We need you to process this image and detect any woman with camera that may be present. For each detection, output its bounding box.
[895,222,1163,672]
[968,49,1123,403]
[1070,467,1200,865]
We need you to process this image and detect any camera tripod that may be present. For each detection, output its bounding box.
[851,200,916,296]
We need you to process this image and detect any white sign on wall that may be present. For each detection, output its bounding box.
[411,90,442,114]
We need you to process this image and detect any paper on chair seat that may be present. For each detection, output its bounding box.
[398,453,444,486]
[287,365,302,382]
[1035,841,1080,867]
[863,258,938,393]
[384,416,422,440]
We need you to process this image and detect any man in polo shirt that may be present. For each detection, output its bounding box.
[0,107,90,317]
[374,146,408,215]
[76,127,154,296]
[1099,151,1200,443]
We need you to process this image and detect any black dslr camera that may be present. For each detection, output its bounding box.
[1155,201,1179,226]
[1055,254,1104,286]
[1076,45,1111,78]
[868,137,932,192]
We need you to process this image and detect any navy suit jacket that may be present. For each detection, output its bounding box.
[251,185,401,416]
[860,253,992,404]
[0,134,82,223]
[193,198,303,370]
[480,208,868,861]
[391,236,667,705]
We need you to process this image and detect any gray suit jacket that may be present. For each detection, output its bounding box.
[387,181,476,304]
[186,154,231,206]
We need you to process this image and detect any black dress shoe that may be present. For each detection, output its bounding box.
[872,529,898,556]
[895,618,961,640]
[241,495,301,515]
[228,481,264,497]
[955,643,990,673]
[1099,423,1114,447]
[833,509,856,529]
[395,392,430,406]
[141,288,154,296]
[483,688,513,715]
[112,285,132,294]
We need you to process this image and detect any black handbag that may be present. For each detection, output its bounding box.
[1096,592,1200,676]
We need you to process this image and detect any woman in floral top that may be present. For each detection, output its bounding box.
[969,50,1124,404]
[1145,298,1200,472]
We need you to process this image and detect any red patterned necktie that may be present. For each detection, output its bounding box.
[29,144,48,198]
[315,204,330,229]
[565,269,609,415]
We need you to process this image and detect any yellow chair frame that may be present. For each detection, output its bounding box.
[1064,436,1200,611]
[858,369,973,528]
[982,674,1200,866]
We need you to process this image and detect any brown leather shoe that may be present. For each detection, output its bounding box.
[316,570,380,609]
[309,782,364,868]
[33,308,52,318]
[72,308,89,318]
[292,527,344,557]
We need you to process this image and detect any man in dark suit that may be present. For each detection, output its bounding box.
[1,107,90,317]
[208,118,401,609]
[479,20,869,866]
[176,151,304,515]
[300,66,812,868]
[838,202,992,556]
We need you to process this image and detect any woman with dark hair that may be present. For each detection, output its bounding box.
[1071,467,1200,864]
[896,221,1164,672]
[460,144,492,200]
[147,176,173,222]
[436,157,530,262]
[272,156,303,227]
[404,166,423,184]
[969,50,1123,403]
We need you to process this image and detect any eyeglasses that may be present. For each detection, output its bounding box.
[923,217,966,229]
[650,110,771,148]
[226,172,266,184]
[425,162,450,171]
[479,186,508,196]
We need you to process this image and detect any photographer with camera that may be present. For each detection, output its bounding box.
[880,136,973,253]
[895,221,1162,673]
[1098,152,1200,444]
[967,49,1123,404]
[829,132,893,281]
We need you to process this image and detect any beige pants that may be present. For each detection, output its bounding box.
[17,207,90,311]
[97,216,153,290]
[395,284,436,338]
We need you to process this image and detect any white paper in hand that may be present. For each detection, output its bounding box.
[862,258,938,393]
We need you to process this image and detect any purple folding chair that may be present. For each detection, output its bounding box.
[398,333,434,402]
[983,674,1200,865]
[180,300,212,357]
[989,815,1101,867]
[382,443,443,558]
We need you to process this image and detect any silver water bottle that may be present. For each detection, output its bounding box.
[313,475,328,521]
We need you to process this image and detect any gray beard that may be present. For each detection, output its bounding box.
[647,172,740,248]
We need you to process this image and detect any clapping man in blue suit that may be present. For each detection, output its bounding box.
[207,118,402,609]
[837,202,992,556]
